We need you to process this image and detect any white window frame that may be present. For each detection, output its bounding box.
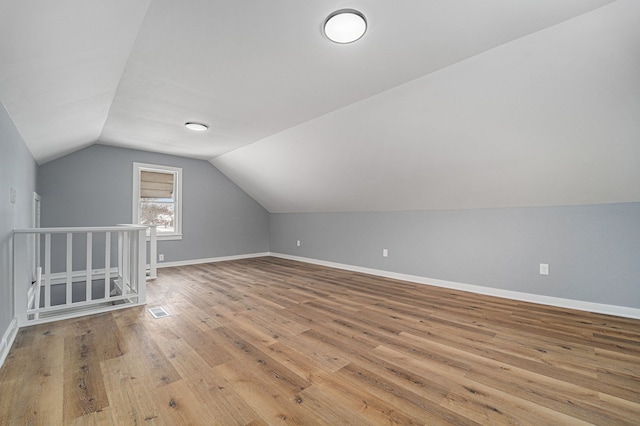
[133,162,183,240]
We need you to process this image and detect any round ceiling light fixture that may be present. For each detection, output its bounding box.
[324,9,367,44]
[185,122,208,132]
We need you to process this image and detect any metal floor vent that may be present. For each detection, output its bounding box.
[148,307,170,319]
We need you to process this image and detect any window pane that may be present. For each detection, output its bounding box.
[140,202,175,233]
[134,162,182,238]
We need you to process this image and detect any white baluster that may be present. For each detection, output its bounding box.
[34,267,42,320]
[44,233,51,308]
[117,231,123,288]
[86,232,92,302]
[105,232,111,300]
[66,232,72,305]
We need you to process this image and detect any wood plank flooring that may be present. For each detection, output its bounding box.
[1,256,639,425]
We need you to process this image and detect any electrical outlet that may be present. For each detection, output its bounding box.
[539,263,549,275]
[296,240,301,247]
[159,254,165,262]
[382,249,388,257]
[10,187,16,204]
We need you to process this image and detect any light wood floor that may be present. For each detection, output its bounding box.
[1,257,639,425]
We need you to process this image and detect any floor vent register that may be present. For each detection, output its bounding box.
[148,307,170,319]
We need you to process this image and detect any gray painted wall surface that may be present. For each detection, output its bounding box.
[270,203,640,308]
[38,144,269,269]
[0,102,38,336]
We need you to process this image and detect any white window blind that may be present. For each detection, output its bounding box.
[140,171,174,199]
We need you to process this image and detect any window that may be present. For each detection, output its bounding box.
[133,162,182,240]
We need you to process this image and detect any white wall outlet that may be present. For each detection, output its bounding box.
[10,187,16,204]
[539,263,549,275]
[296,240,301,247]
[382,249,388,257]
[159,254,165,261]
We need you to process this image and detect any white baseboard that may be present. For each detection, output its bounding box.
[0,317,19,369]
[157,252,270,269]
[270,253,640,320]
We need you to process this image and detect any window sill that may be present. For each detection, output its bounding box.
[148,233,182,241]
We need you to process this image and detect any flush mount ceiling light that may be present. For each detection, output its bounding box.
[185,122,208,132]
[324,9,367,44]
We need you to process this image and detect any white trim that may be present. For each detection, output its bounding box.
[0,317,19,369]
[32,192,41,280]
[27,294,138,316]
[14,225,147,234]
[21,300,144,327]
[153,233,182,241]
[44,267,119,285]
[32,192,41,227]
[157,252,270,268]
[269,253,640,320]
[132,162,183,240]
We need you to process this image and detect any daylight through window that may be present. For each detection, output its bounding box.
[133,163,182,239]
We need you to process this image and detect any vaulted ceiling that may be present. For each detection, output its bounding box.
[1,0,639,212]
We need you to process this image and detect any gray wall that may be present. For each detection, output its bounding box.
[270,203,640,309]
[38,144,269,268]
[0,102,38,336]
[5,130,638,325]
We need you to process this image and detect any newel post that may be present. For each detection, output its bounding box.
[13,232,29,326]
[136,227,147,304]
[148,225,157,280]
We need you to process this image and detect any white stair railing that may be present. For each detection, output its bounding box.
[13,225,149,326]
[119,224,157,280]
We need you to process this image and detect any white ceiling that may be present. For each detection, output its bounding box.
[0,0,151,162]
[2,0,639,212]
